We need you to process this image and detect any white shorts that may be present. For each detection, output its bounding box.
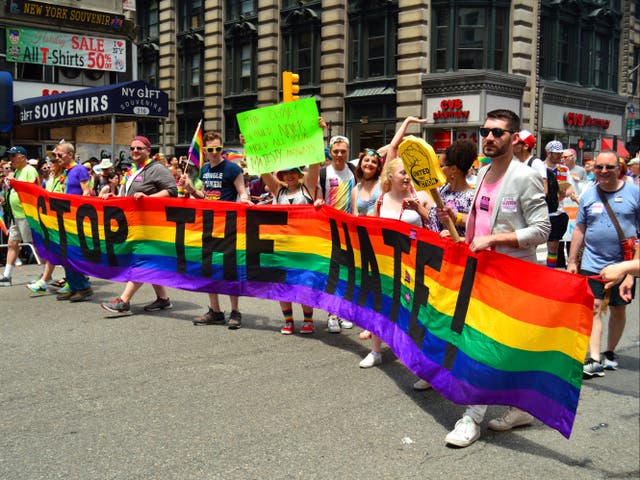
[8,217,33,243]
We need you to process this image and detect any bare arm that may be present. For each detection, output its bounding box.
[381,116,430,161]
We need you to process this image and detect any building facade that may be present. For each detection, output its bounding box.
[2,0,637,162]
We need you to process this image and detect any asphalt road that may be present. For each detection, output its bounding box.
[1,264,638,480]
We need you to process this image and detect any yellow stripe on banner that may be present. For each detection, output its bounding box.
[465,299,589,362]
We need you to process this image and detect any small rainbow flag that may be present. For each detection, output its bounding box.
[187,119,204,171]
[13,181,594,438]
[0,214,7,236]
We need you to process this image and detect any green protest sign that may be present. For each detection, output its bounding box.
[237,98,325,175]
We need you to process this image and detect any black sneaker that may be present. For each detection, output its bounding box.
[583,358,605,378]
[228,310,242,330]
[193,308,226,325]
[143,297,173,312]
[0,274,12,287]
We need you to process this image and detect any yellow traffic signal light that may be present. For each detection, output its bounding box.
[282,71,300,102]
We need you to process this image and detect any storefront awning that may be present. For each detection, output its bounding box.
[15,80,168,125]
[601,138,630,158]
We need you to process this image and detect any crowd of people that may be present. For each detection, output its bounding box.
[1,110,639,449]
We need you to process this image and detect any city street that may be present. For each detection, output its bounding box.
[1,264,638,480]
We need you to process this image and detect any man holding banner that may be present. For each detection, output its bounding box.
[181,131,252,329]
[445,109,550,448]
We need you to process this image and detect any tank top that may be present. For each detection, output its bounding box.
[275,184,313,205]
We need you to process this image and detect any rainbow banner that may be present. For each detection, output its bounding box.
[14,181,593,438]
[187,119,204,171]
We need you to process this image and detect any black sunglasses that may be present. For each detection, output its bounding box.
[130,146,147,151]
[479,127,515,138]
[205,146,224,153]
[593,164,617,171]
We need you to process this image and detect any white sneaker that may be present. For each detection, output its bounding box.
[359,351,382,368]
[445,415,480,447]
[339,318,354,329]
[412,379,432,391]
[327,314,341,333]
[487,407,533,431]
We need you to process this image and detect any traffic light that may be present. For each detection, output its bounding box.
[282,71,300,103]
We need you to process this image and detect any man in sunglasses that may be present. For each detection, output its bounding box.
[0,146,39,286]
[445,110,550,448]
[101,135,178,314]
[568,150,640,378]
[181,131,252,330]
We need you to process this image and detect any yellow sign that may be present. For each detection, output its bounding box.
[398,136,446,191]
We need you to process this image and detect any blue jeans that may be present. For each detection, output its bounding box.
[65,268,89,292]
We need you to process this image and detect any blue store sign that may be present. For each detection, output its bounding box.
[15,80,168,125]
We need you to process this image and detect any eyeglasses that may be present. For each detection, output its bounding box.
[593,164,617,171]
[479,127,515,138]
[130,146,147,151]
[205,146,223,153]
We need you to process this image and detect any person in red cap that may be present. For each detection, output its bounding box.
[99,135,178,314]
[513,129,548,195]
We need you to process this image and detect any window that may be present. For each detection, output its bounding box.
[281,1,321,86]
[137,0,159,41]
[226,0,257,20]
[225,5,258,95]
[178,0,203,32]
[432,1,510,72]
[177,3,205,100]
[349,1,398,80]
[540,0,620,91]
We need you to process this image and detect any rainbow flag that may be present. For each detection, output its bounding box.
[0,214,6,236]
[13,181,593,438]
[187,119,204,171]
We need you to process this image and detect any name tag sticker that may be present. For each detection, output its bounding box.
[591,202,604,214]
[501,197,518,212]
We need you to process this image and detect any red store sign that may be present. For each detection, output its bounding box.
[564,112,610,129]
[433,99,470,121]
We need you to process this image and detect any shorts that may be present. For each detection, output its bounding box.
[548,212,569,242]
[581,269,635,306]
[8,218,33,243]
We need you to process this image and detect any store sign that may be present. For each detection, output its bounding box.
[13,80,87,101]
[564,112,610,129]
[6,26,126,72]
[15,80,168,124]
[7,0,124,30]
[433,99,470,121]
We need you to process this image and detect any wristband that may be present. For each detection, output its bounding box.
[455,212,463,225]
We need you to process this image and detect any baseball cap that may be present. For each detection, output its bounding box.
[518,130,536,150]
[545,140,564,153]
[329,135,350,148]
[7,146,27,155]
[627,157,640,166]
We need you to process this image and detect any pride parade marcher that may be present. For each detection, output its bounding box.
[260,164,320,334]
[0,146,39,286]
[180,131,252,329]
[568,150,640,378]
[100,135,178,314]
[445,109,550,448]
[54,142,94,302]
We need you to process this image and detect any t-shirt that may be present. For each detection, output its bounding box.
[472,177,502,239]
[201,160,243,201]
[8,165,38,219]
[577,182,640,271]
[65,163,90,195]
[524,156,547,181]
[122,161,178,197]
[321,164,356,213]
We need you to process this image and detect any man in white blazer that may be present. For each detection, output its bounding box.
[445,109,551,448]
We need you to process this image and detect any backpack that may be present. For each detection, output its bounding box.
[319,162,357,198]
[528,158,559,212]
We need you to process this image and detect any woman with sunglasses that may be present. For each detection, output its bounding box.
[26,156,67,293]
[100,135,178,315]
[351,147,383,340]
[260,163,320,334]
[359,157,433,369]
[427,139,477,238]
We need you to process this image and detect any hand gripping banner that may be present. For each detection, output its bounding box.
[14,181,593,438]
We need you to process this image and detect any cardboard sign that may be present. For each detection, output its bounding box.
[237,98,325,175]
[398,136,446,191]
